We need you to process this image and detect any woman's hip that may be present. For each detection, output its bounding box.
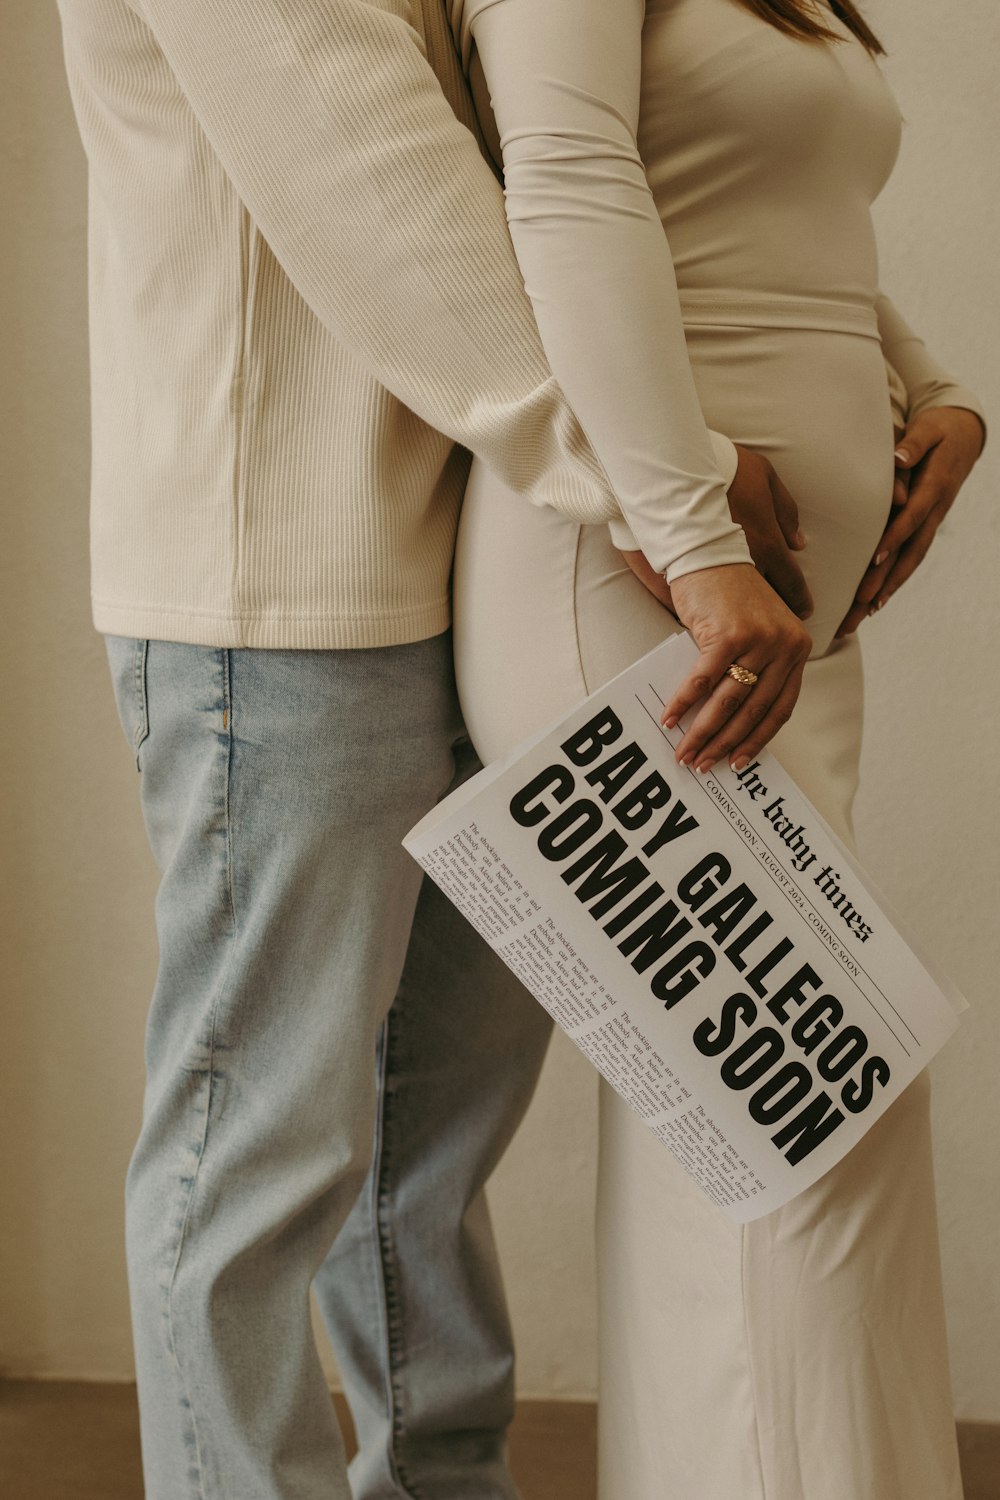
[454,464,863,844]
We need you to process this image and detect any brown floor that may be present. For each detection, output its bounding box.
[0,1382,595,1500]
[0,1380,996,1500]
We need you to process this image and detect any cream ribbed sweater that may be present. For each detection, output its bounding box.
[57,0,984,649]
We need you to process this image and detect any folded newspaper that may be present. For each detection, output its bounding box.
[404,633,964,1222]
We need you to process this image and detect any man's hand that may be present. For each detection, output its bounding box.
[836,407,986,637]
[620,443,814,621]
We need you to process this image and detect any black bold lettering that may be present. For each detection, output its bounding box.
[770,1093,845,1164]
[697,883,758,944]
[745,937,795,997]
[724,910,774,971]
[560,831,649,918]
[585,742,648,802]
[537,800,604,861]
[677,852,732,910]
[789,995,844,1054]
[692,993,757,1057]
[561,707,623,766]
[765,963,822,1024]
[602,881,664,937]
[641,799,699,855]
[841,1056,891,1113]
[612,771,671,831]
[816,1025,868,1082]
[748,1063,814,1124]
[617,899,691,973]
[650,942,716,1008]
[720,1027,785,1090]
[509,763,575,827]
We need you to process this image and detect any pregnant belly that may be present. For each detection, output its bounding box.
[683,321,896,657]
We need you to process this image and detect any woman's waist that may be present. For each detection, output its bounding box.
[676,288,881,339]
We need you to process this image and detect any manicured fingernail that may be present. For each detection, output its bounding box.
[696,762,713,776]
[662,714,678,729]
[794,529,807,548]
[731,756,749,773]
[679,753,692,766]
[874,550,888,566]
[894,448,910,463]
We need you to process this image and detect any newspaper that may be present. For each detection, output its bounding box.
[404,633,963,1222]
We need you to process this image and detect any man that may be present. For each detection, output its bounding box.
[56,1,813,1495]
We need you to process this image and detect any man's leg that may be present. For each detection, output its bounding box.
[313,750,554,1498]
[107,632,470,1500]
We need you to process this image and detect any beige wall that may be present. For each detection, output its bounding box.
[853,0,1000,1422]
[2,0,996,1418]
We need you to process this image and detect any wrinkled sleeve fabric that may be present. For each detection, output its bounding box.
[120,0,627,525]
[455,0,752,582]
[876,291,988,448]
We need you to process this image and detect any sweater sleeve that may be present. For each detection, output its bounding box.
[454,0,753,582]
[876,291,988,449]
[116,0,626,526]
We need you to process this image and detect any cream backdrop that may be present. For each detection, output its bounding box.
[2,0,997,1418]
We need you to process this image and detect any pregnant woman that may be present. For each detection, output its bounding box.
[448,0,986,1495]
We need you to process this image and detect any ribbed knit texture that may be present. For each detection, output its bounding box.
[57,0,640,649]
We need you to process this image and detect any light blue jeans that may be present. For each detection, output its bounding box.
[106,633,553,1500]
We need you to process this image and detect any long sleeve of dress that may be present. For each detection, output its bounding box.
[876,292,988,443]
[452,0,753,582]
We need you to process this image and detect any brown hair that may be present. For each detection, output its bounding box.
[736,0,885,55]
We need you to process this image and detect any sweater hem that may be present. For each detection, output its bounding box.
[92,597,452,650]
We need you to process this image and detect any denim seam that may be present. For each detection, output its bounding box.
[739,1223,769,1500]
[221,650,237,935]
[132,639,150,769]
[374,1017,422,1500]
[160,647,237,1500]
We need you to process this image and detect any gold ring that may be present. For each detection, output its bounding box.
[726,664,759,687]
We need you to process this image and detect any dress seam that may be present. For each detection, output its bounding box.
[740,1224,770,1500]
[675,290,881,337]
[570,523,592,698]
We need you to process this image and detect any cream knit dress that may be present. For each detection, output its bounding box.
[450,1,985,1496]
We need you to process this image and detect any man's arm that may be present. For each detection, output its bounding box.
[59,0,625,526]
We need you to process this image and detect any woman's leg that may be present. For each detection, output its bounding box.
[570,532,962,1500]
[455,486,962,1500]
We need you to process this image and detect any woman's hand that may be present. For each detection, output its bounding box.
[835,406,986,637]
[618,443,813,772]
[661,563,812,775]
[621,443,815,621]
